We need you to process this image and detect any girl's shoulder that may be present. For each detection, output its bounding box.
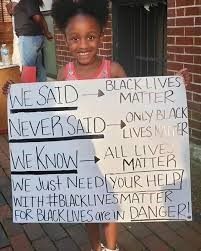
[110,61,127,78]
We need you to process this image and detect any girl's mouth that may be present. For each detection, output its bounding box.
[79,52,89,56]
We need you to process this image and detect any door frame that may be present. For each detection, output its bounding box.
[112,0,167,76]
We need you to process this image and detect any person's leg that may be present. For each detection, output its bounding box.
[103,223,118,250]
[35,36,46,82]
[18,35,46,82]
[36,47,46,82]
[85,223,102,251]
[18,36,38,66]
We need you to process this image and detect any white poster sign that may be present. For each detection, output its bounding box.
[8,76,192,223]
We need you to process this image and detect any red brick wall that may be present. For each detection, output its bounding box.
[0,1,12,22]
[54,11,112,69]
[0,1,13,47]
[167,0,201,145]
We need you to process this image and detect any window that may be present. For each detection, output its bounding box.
[112,0,167,77]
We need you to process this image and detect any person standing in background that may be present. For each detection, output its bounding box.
[11,0,53,81]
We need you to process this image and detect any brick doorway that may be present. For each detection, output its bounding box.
[112,0,167,77]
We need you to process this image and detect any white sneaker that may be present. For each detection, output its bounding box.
[101,243,105,250]
[103,246,119,251]
[91,243,105,251]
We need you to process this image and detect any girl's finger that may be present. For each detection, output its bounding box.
[7,80,15,85]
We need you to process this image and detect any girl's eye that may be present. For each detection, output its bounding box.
[70,37,79,42]
[88,35,95,40]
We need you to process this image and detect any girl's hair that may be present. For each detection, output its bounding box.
[51,0,109,32]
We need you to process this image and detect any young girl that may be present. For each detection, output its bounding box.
[2,0,190,250]
[51,1,190,251]
[51,1,125,251]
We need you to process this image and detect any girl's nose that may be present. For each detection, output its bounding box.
[79,38,88,48]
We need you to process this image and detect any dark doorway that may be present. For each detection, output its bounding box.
[112,0,167,77]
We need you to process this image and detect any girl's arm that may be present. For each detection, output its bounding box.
[57,66,66,81]
[177,68,191,88]
[111,61,127,78]
[32,15,53,40]
[2,80,15,95]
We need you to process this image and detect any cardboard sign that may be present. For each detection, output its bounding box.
[8,76,192,223]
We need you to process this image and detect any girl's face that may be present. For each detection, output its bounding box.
[65,14,102,65]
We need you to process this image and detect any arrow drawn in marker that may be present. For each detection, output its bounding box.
[80,156,100,163]
[107,120,126,129]
[82,89,105,97]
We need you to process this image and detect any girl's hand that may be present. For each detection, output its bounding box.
[2,80,15,95]
[177,68,191,88]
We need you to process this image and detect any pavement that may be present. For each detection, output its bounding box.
[1,134,201,251]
